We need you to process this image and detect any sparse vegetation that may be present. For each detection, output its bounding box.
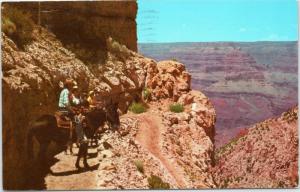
[282,108,298,123]
[107,37,131,58]
[134,160,144,174]
[2,17,16,35]
[148,175,170,189]
[143,87,151,101]
[277,181,285,188]
[171,58,178,62]
[129,102,146,114]
[221,178,229,188]
[169,103,184,113]
[2,5,34,49]
[215,136,242,162]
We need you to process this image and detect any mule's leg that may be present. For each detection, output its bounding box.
[69,141,74,155]
[38,142,49,162]
[82,143,90,168]
[64,140,72,155]
[75,143,83,169]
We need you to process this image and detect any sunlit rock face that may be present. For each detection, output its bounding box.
[213,107,298,188]
[138,42,298,148]
[3,27,217,189]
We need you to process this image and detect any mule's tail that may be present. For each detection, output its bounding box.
[27,128,35,159]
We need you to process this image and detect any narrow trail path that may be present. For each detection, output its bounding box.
[44,112,188,189]
[134,113,187,188]
[45,147,100,190]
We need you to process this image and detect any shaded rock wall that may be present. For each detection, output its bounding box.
[9,1,137,63]
[1,28,189,189]
[2,28,145,189]
[2,28,96,189]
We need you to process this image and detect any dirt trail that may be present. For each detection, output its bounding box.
[135,113,187,188]
[45,147,100,190]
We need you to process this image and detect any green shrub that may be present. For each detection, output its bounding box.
[107,37,131,57]
[134,160,144,174]
[148,175,170,189]
[2,17,16,35]
[2,5,34,48]
[171,58,178,62]
[129,102,146,114]
[143,87,151,101]
[169,103,184,113]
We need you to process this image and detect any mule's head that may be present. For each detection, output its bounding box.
[106,102,120,130]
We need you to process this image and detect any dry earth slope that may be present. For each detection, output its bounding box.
[213,106,298,188]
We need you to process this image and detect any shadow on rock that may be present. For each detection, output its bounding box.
[23,157,59,190]
[50,163,100,176]
[87,151,98,159]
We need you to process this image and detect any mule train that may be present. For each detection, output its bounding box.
[27,102,120,169]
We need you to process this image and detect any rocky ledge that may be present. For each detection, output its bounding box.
[2,25,216,189]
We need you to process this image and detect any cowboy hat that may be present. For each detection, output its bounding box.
[64,78,73,88]
[89,90,94,96]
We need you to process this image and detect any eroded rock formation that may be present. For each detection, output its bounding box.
[2,23,216,189]
[139,42,298,148]
[213,107,298,188]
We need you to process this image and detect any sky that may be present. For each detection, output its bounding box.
[137,0,298,43]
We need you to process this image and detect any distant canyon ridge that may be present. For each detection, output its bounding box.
[138,42,298,148]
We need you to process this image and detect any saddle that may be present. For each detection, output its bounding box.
[55,111,72,129]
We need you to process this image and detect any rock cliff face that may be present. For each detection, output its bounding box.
[9,1,137,64]
[139,42,298,148]
[44,62,216,189]
[2,28,95,189]
[213,106,298,188]
[2,24,216,189]
[1,27,144,189]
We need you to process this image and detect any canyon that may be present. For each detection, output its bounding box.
[2,1,298,190]
[139,42,298,147]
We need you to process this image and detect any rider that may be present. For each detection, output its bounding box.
[87,90,96,108]
[58,78,74,119]
[70,83,87,143]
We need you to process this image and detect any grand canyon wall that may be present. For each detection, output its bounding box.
[213,107,298,188]
[139,42,298,147]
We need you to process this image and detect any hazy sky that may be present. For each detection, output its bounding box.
[137,0,298,43]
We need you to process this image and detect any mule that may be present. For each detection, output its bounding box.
[27,102,120,169]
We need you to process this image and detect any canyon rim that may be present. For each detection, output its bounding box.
[2,0,298,190]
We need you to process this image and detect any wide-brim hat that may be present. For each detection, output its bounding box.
[64,78,74,88]
[89,91,94,96]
